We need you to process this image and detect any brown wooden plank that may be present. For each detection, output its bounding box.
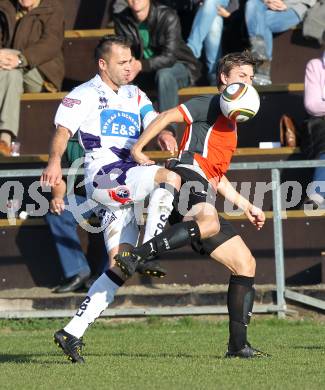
[20,83,305,102]
[178,83,304,96]
[21,92,66,101]
[1,210,324,228]
[0,147,301,164]
[64,28,114,38]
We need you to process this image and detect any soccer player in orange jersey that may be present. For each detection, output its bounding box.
[115,51,269,358]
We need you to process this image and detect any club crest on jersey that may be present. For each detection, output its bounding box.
[100,109,140,139]
[108,186,132,204]
[62,97,81,108]
[98,96,108,109]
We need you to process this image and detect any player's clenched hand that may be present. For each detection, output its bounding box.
[245,205,265,230]
[49,197,65,215]
[131,146,155,166]
[40,160,62,187]
[157,130,178,153]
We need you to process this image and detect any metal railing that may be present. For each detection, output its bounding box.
[2,159,325,317]
[229,159,325,317]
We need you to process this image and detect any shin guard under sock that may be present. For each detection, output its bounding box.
[227,275,255,351]
[134,220,201,259]
[143,184,178,242]
[64,270,124,338]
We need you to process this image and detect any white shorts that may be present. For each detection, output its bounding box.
[85,155,161,209]
[99,207,139,252]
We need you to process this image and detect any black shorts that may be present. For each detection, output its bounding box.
[171,166,216,210]
[169,166,238,254]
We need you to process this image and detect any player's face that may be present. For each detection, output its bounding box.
[99,44,132,89]
[127,0,150,13]
[222,65,254,86]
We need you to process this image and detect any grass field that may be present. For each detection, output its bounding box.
[1,317,325,389]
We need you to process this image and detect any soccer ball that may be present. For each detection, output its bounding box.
[220,82,260,122]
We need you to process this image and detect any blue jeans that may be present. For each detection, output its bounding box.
[45,195,106,279]
[245,0,301,59]
[187,0,229,83]
[312,153,325,199]
[155,62,191,112]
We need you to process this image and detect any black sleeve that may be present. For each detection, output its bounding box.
[142,9,181,71]
[182,94,221,125]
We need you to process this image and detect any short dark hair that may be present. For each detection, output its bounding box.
[94,35,131,62]
[216,51,260,88]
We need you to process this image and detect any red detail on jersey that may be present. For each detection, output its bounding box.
[137,90,141,106]
[178,105,191,124]
[177,105,192,156]
[108,186,132,204]
[178,123,191,155]
[62,97,81,108]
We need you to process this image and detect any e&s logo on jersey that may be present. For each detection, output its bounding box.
[100,109,140,139]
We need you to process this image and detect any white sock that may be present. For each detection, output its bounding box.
[64,272,121,338]
[143,187,175,242]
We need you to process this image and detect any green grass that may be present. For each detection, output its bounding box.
[1,317,325,389]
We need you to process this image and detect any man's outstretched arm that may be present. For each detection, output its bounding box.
[217,175,265,230]
[40,125,71,187]
[132,107,184,165]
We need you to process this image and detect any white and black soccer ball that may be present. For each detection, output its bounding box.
[220,82,260,122]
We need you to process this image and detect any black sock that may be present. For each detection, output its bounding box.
[134,220,201,259]
[227,275,255,351]
[105,269,125,287]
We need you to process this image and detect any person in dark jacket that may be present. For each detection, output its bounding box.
[113,0,201,117]
[0,0,64,156]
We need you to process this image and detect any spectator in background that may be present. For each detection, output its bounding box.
[187,0,239,85]
[113,0,201,117]
[45,137,107,293]
[245,0,316,86]
[0,0,64,156]
[303,32,325,209]
[112,0,200,40]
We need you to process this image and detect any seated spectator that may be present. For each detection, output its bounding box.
[113,0,200,40]
[245,0,316,86]
[0,0,64,156]
[113,0,201,117]
[302,33,325,209]
[45,137,107,293]
[187,0,239,85]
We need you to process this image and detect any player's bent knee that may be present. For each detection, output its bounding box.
[156,168,181,190]
[233,254,256,277]
[198,218,220,239]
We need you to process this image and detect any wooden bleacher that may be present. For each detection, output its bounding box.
[16,18,321,152]
[2,11,325,289]
[18,83,305,154]
[0,208,324,289]
[0,145,323,289]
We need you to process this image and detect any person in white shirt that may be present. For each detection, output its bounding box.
[41,35,180,363]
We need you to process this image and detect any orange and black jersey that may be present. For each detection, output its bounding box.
[177,94,237,183]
